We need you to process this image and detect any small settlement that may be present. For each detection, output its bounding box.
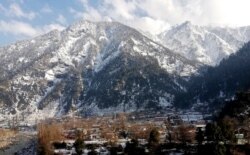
[1,109,250,154]
[37,110,212,154]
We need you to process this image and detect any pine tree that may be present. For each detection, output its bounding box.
[196,128,204,145]
[74,138,84,155]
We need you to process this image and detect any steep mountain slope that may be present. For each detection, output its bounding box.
[175,42,250,110]
[0,20,199,122]
[158,21,250,66]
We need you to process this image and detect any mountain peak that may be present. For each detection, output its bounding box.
[182,21,192,26]
[158,21,250,66]
[177,21,195,29]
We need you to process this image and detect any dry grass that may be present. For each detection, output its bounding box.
[0,129,17,149]
[37,122,64,155]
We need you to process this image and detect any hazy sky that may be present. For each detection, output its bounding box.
[1,0,250,46]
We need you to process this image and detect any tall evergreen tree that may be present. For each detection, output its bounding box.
[196,128,204,145]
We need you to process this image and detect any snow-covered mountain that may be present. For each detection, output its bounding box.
[158,21,250,66]
[1,20,250,123]
[0,20,199,123]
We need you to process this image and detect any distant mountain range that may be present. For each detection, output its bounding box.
[0,20,250,123]
[158,21,250,66]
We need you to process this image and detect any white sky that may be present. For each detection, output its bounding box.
[1,0,250,45]
[79,0,250,34]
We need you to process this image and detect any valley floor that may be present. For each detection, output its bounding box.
[0,131,36,155]
[0,108,249,155]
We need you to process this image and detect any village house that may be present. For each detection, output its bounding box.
[235,127,249,145]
